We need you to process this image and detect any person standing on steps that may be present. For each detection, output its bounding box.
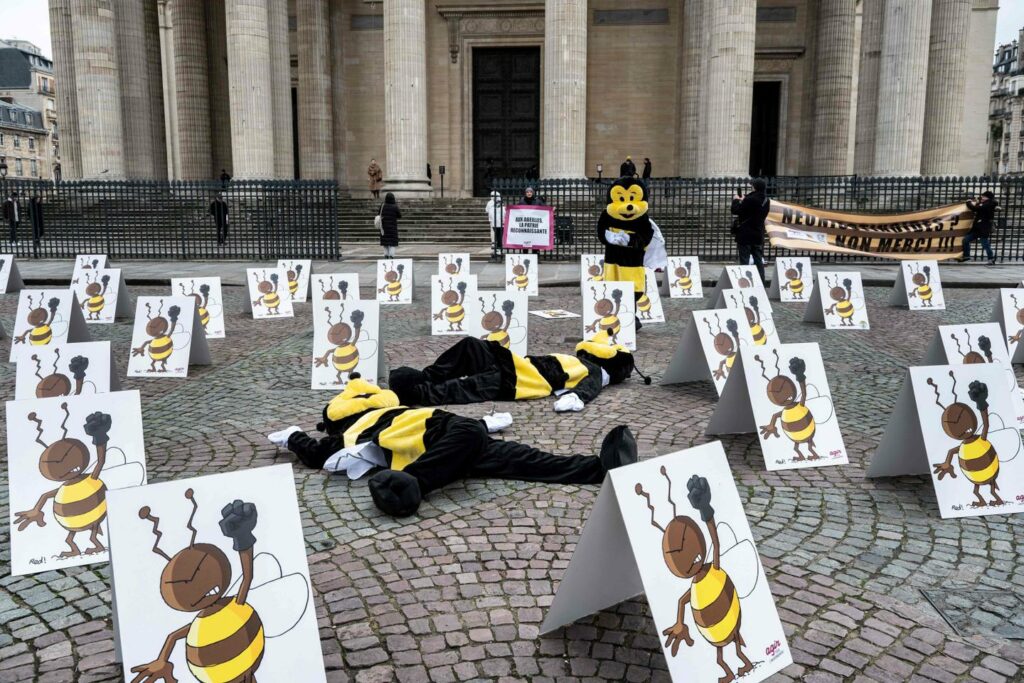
[960,191,998,265]
[379,192,401,258]
[619,156,636,178]
[368,159,383,200]
[485,190,503,249]
[731,178,770,284]
[209,192,229,245]
[3,190,21,245]
[641,157,652,180]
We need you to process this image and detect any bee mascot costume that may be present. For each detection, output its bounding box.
[269,376,638,517]
[387,332,651,413]
[598,177,654,327]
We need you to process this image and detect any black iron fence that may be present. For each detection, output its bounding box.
[0,179,340,260]
[490,175,1024,262]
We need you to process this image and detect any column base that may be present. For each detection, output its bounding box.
[382,177,433,198]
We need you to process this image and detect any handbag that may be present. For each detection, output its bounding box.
[374,204,383,234]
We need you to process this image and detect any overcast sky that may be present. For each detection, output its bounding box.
[0,0,1023,63]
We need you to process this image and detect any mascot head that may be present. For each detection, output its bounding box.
[605,178,649,222]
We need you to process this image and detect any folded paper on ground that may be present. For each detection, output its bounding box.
[890,259,945,310]
[431,274,478,335]
[466,289,529,356]
[582,280,637,351]
[74,268,132,324]
[70,254,108,285]
[312,273,362,303]
[661,256,703,299]
[127,296,211,378]
[0,254,25,293]
[277,259,312,303]
[439,252,471,277]
[504,254,539,296]
[246,268,295,319]
[719,287,780,346]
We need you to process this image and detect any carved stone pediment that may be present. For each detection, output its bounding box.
[436,2,544,63]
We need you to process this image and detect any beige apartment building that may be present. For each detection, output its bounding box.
[0,39,59,180]
[0,100,51,180]
[989,29,1024,175]
[51,0,999,196]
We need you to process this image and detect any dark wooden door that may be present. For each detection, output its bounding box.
[473,47,540,197]
[749,81,781,177]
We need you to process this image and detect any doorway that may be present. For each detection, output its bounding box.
[472,47,541,197]
[749,81,781,177]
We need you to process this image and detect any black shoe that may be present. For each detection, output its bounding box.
[599,425,637,472]
[988,258,997,266]
[956,257,969,263]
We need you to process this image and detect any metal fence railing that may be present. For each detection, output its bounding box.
[490,175,1024,262]
[0,179,340,261]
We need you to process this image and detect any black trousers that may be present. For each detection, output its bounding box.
[215,218,228,244]
[287,416,604,496]
[737,243,766,284]
[416,337,505,405]
[8,219,18,242]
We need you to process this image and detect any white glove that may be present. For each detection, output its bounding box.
[553,393,585,413]
[604,230,630,247]
[483,412,513,433]
[267,426,301,448]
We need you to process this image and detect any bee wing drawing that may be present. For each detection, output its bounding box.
[986,422,1023,465]
[49,316,69,338]
[227,552,311,639]
[98,447,146,489]
[802,387,835,425]
[171,328,192,350]
[356,337,379,360]
[716,521,761,600]
[508,321,527,345]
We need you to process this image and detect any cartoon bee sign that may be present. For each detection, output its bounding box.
[311,300,382,389]
[438,252,471,277]
[707,265,765,307]
[376,258,413,305]
[70,254,109,285]
[14,340,120,400]
[75,267,133,324]
[767,257,812,302]
[719,288,780,346]
[106,464,326,683]
[0,253,25,293]
[991,288,1024,363]
[636,267,666,324]
[871,365,1024,519]
[245,268,295,319]
[126,296,211,378]
[889,259,946,310]
[431,274,478,336]
[581,281,637,351]
[9,289,91,363]
[311,272,361,303]
[661,256,703,299]
[276,259,312,303]
[171,277,226,339]
[579,253,606,284]
[803,270,870,330]
[542,443,793,683]
[504,254,538,296]
[465,290,529,356]
[707,343,849,471]
[924,322,1024,426]
[662,309,755,396]
[5,390,147,575]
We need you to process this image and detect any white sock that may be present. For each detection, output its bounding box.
[268,425,302,448]
[482,412,513,433]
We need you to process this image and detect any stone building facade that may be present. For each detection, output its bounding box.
[989,29,1024,176]
[51,0,999,195]
[0,100,51,180]
[0,40,59,180]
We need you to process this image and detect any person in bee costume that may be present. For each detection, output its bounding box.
[387,332,651,413]
[598,178,654,328]
[269,377,638,516]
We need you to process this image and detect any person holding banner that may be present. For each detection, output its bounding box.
[959,191,998,265]
[731,178,770,283]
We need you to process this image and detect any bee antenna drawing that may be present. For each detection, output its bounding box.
[948,370,959,403]
[659,466,677,517]
[754,354,771,382]
[145,301,153,320]
[27,411,46,448]
[965,328,973,351]
[729,293,739,309]
[184,488,199,547]
[59,401,71,439]
[1013,294,1021,311]
[478,297,487,314]
[31,353,43,380]
[157,299,164,318]
[702,316,715,337]
[633,483,665,532]
[950,331,967,357]
[137,506,172,561]
[252,270,260,283]
[27,294,35,310]
[324,306,334,325]
[772,348,782,375]
[179,282,187,296]
[319,278,327,294]
[927,377,946,409]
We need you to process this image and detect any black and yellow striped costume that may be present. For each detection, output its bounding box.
[597,178,654,296]
[286,378,636,516]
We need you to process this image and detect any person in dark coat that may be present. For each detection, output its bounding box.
[960,191,998,265]
[29,195,44,241]
[521,186,544,206]
[379,192,401,257]
[641,157,652,180]
[731,178,771,284]
[619,156,636,178]
[209,192,229,245]
[3,191,21,244]
[219,169,232,188]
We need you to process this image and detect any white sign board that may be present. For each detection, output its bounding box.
[579,254,606,284]
[70,254,109,284]
[15,340,120,400]
[74,267,132,324]
[246,268,295,319]
[662,309,755,396]
[636,267,665,324]
[0,254,25,293]
[171,277,226,340]
[438,252,471,277]
[127,296,211,378]
[767,257,812,302]
[707,266,765,307]
[890,259,945,310]
[466,290,529,356]
[504,254,538,296]
[662,256,703,299]
[311,273,361,303]
[431,274,478,335]
[582,281,637,351]
[277,259,312,303]
[992,289,1024,363]
[376,259,413,305]
[803,271,869,329]
[10,289,91,363]
[312,300,383,389]
[719,288,780,347]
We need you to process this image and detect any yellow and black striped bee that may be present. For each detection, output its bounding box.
[180,280,212,330]
[755,350,834,462]
[823,275,856,327]
[315,305,367,384]
[585,285,623,344]
[13,405,124,558]
[929,371,1021,508]
[728,292,771,346]
[703,314,741,381]
[478,294,525,350]
[132,491,311,683]
[252,271,283,314]
[778,260,805,299]
[131,300,183,373]
[585,256,605,282]
[80,272,111,321]
[906,263,935,307]
[434,279,468,331]
[32,349,90,398]
[673,261,695,295]
[636,271,654,320]
[378,262,405,301]
[507,256,531,292]
[13,294,62,347]
[285,263,304,300]
[635,470,756,682]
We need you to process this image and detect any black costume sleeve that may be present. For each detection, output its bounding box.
[567,369,603,404]
[596,212,612,245]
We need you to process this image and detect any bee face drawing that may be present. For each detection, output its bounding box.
[443,256,462,275]
[675,264,690,278]
[316,306,366,383]
[326,305,353,346]
[660,515,706,579]
[159,541,232,612]
[784,267,799,280]
[34,410,91,481]
[586,257,604,279]
[32,350,90,398]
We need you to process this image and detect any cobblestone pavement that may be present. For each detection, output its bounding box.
[1,277,1023,683]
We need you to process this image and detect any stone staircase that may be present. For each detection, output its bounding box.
[339,197,495,244]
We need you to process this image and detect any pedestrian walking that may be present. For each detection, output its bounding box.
[379,192,401,257]
[368,159,383,199]
[731,178,770,284]
[959,191,998,265]
[3,190,21,244]
[641,157,652,180]
[209,192,229,245]
[619,156,636,178]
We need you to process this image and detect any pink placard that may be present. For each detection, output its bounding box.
[502,205,555,251]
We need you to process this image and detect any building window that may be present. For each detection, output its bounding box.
[0,133,4,145]
[14,158,22,175]
[28,138,34,151]
[13,135,19,149]
[30,160,36,176]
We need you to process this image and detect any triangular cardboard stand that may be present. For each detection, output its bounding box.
[802,286,825,323]
[706,268,731,307]
[661,322,712,386]
[766,272,781,300]
[66,293,92,344]
[188,306,212,366]
[867,371,930,478]
[113,272,133,320]
[705,356,757,435]
[540,479,644,634]
[1,257,24,293]
[991,291,1024,363]
[888,268,908,307]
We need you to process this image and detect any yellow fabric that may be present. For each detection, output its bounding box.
[552,354,589,389]
[377,408,435,470]
[576,331,629,358]
[602,263,645,292]
[512,354,553,399]
[958,438,999,484]
[781,405,815,441]
[342,408,396,448]
[54,477,106,530]
[326,379,400,422]
[186,599,264,683]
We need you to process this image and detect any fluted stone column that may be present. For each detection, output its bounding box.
[206,0,233,176]
[810,0,857,175]
[703,0,756,177]
[49,0,82,179]
[171,0,213,179]
[541,0,587,178]
[873,0,932,175]
[382,0,430,194]
[678,0,707,176]
[330,0,348,187]
[70,0,125,178]
[922,0,972,176]
[853,0,883,175]
[143,0,168,179]
[225,0,275,178]
[297,0,335,179]
[116,0,158,178]
[268,0,294,179]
